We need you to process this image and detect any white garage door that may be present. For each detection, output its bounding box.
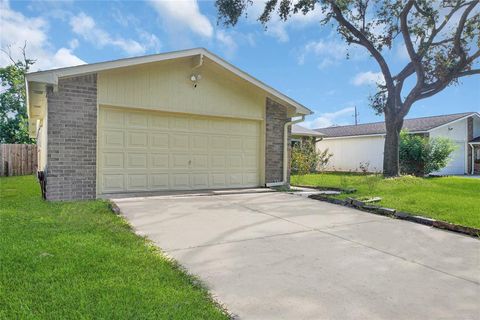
[98,107,261,194]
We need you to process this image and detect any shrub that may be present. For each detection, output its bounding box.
[291,140,332,175]
[399,130,456,176]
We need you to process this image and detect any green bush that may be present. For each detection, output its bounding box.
[291,140,332,175]
[399,131,456,176]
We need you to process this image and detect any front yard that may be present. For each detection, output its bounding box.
[292,173,480,229]
[0,176,228,319]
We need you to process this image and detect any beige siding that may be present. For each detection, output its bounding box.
[98,58,265,120]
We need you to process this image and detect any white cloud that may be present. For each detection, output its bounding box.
[148,0,213,38]
[298,35,367,69]
[69,38,79,50]
[70,12,146,55]
[216,30,238,58]
[303,107,355,129]
[0,0,85,70]
[352,71,385,86]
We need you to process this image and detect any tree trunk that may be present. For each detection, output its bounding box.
[383,114,403,177]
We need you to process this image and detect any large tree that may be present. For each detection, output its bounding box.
[215,0,480,176]
[0,45,35,144]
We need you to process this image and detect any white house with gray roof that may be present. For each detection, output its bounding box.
[293,112,480,175]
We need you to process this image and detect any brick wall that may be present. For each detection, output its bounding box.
[265,98,291,185]
[467,117,473,174]
[46,74,97,200]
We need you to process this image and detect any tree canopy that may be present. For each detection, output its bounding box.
[0,46,35,144]
[216,0,479,176]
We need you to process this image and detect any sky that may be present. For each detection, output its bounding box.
[1,0,479,128]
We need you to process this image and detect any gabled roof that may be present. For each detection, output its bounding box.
[470,136,480,143]
[26,47,312,116]
[317,112,479,138]
[292,124,325,137]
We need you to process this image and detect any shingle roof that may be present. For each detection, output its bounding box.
[316,112,479,138]
[292,124,325,137]
[470,136,480,143]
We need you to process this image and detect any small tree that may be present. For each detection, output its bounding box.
[399,131,456,176]
[291,140,332,175]
[0,44,35,144]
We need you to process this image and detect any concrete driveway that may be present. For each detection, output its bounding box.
[113,192,480,320]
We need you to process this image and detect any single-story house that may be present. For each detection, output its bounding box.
[299,112,479,175]
[291,124,324,146]
[26,48,312,200]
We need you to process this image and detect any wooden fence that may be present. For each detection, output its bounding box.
[0,144,37,176]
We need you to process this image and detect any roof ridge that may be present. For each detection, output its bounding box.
[315,111,477,131]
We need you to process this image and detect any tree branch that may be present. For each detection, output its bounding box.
[453,1,478,61]
[325,0,395,104]
[457,69,480,77]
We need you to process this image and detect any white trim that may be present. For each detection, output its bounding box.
[26,48,312,116]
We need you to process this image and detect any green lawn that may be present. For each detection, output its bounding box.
[292,173,480,229]
[0,175,228,320]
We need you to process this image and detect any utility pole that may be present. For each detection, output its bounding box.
[354,106,359,125]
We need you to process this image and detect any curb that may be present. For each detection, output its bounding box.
[308,194,480,238]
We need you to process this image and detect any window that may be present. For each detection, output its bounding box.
[291,139,301,147]
[476,147,480,160]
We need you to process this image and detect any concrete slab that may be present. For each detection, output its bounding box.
[114,192,480,320]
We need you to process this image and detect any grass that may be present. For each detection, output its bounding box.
[292,172,480,229]
[0,175,229,320]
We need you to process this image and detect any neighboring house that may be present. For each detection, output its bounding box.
[314,112,480,175]
[26,48,312,200]
[291,124,325,146]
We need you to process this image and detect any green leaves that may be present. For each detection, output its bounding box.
[291,139,332,175]
[399,130,456,176]
[0,54,35,144]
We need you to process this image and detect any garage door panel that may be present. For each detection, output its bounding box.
[227,155,242,169]
[170,117,189,131]
[102,109,124,128]
[190,118,209,132]
[127,174,148,190]
[228,137,243,152]
[244,172,258,185]
[171,173,190,189]
[150,133,169,149]
[211,136,228,150]
[126,113,148,128]
[228,173,243,186]
[171,154,190,169]
[102,174,125,192]
[127,153,147,169]
[127,132,148,148]
[191,135,208,150]
[103,152,124,169]
[170,134,189,150]
[151,153,169,169]
[192,154,208,169]
[191,173,209,188]
[99,107,260,194]
[211,155,226,169]
[103,130,125,148]
[150,116,169,130]
[150,174,169,190]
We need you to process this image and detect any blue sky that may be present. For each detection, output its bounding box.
[1,0,479,128]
